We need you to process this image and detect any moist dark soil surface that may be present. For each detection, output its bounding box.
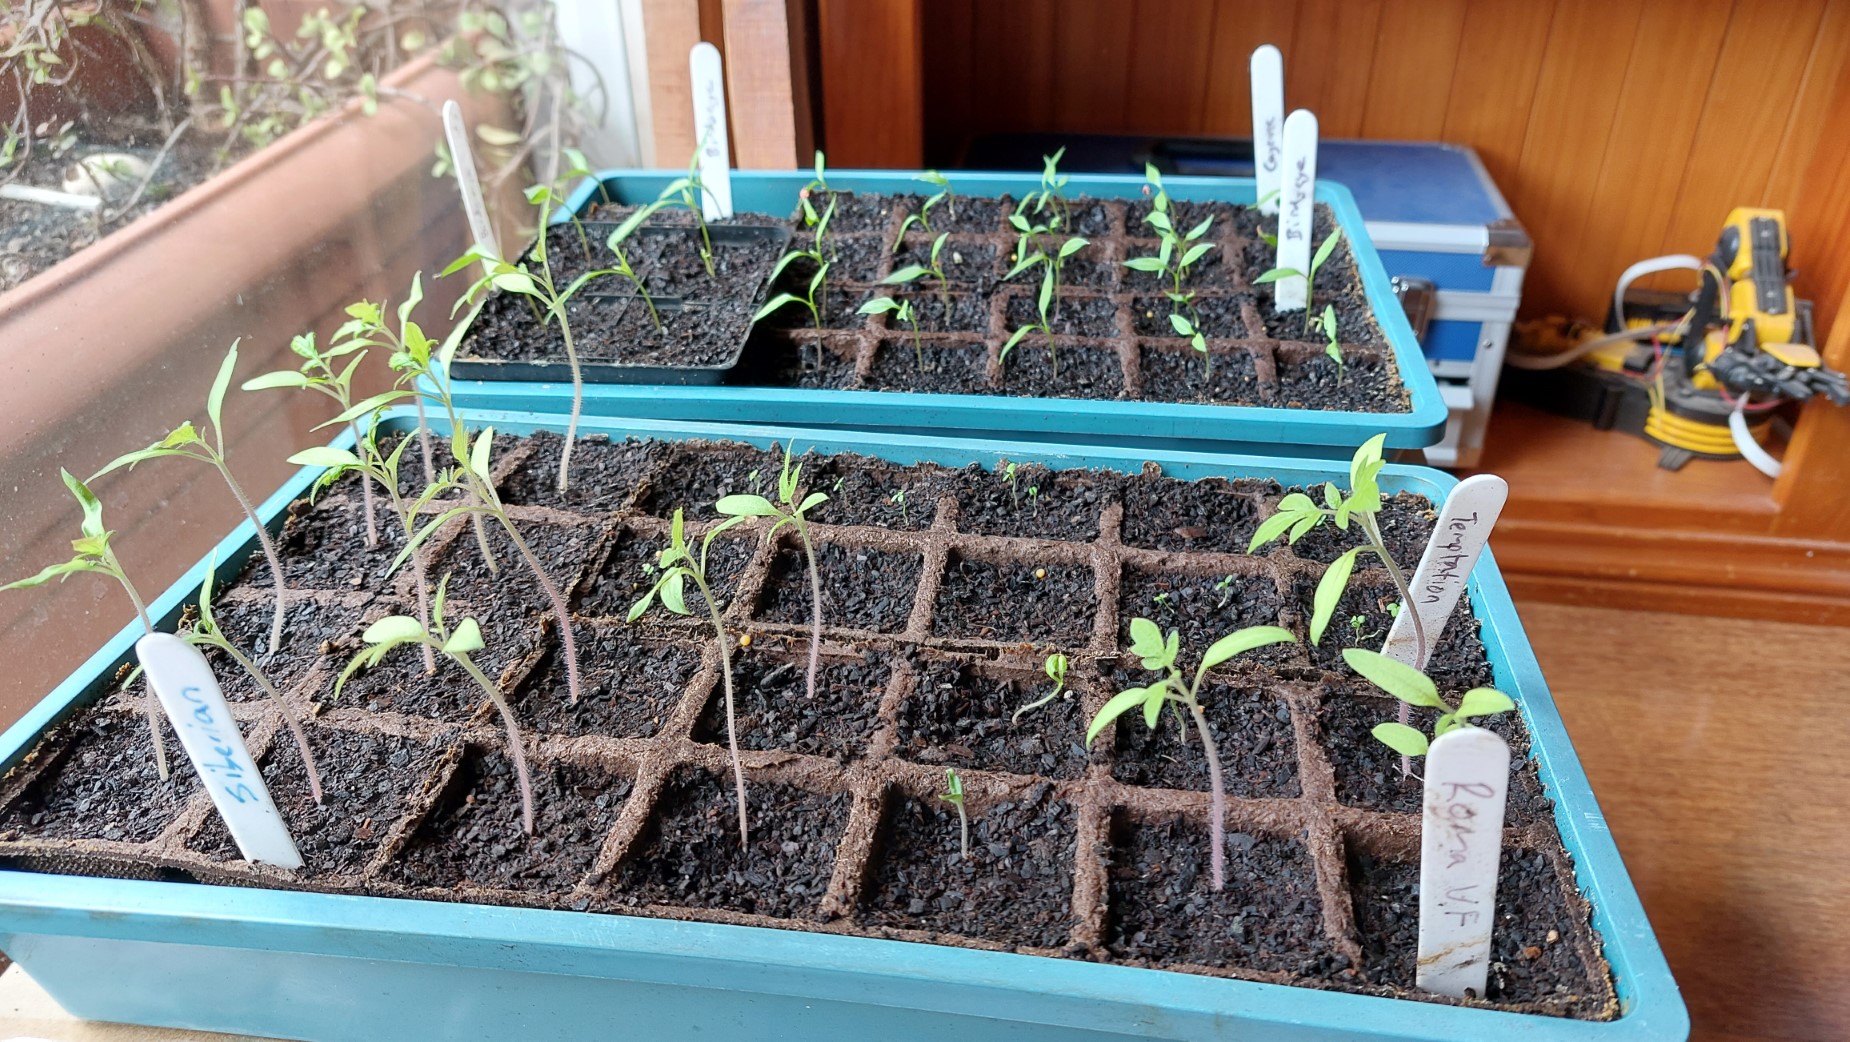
[994,342,1126,399]
[496,433,665,514]
[1317,684,1550,827]
[1106,674,1300,797]
[1117,567,1294,670]
[1275,350,1405,413]
[860,784,1077,949]
[1350,850,1607,1016]
[754,542,922,634]
[210,598,362,702]
[896,658,1092,779]
[867,341,990,394]
[1120,475,1269,553]
[932,557,1096,645]
[802,234,887,283]
[576,526,754,620]
[457,216,786,371]
[605,767,849,920]
[893,236,1000,292]
[190,727,446,873]
[389,749,632,894]
[0,433,1612,1020]
[1289,574,1494,691]
[949,464,1114,542]
[475,193,1410,412]
[263,495,408,591]
[1107,816,1335,974]
[513,627,704,739]
[692,651,889,762]
[0,713,191,844]
[741,334,861,389]
[1006,293,1120,337]
[1130,294,1247,338]
[1139,344,1266,404]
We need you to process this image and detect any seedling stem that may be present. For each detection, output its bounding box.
[1087,622,1297,890]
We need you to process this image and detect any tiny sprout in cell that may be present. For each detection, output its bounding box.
[860,296,925,370]
[938,767,970,861]
[1011,652,1071,724]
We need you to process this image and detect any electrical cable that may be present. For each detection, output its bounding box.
[1612,254,1702,321]
[1504,323,1685,370]
[1729,394,1782,478]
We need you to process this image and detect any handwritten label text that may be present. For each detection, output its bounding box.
[1417,728,1510,998]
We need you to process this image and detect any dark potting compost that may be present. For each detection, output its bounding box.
[464,193,1418,410]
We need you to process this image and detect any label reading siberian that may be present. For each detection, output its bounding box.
[137,633,303,869]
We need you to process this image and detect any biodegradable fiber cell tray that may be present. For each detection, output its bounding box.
[0,412,1684,1042]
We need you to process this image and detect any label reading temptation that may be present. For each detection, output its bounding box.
[1381,475,1508,668]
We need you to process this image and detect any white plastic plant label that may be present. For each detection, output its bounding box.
[689,41,734,220]
[441,99,500,262]
[1250,45,1284,216]
[136,633,304,870]
[1417,726,1511,998]
[1274,108,1318,312]
[1381,475,1509,667]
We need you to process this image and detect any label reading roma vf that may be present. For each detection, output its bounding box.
[1416,726,1510,999]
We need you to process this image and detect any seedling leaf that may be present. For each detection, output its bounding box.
[1087,687,1153,746]
[442,617,484,655]
[715,494,778,517]
[1371,722,1429,757]
[207,340,238,437]
[1200,625,1296,671]
[1343,647,1443,707]
[1310,547,1361,644]
[1457,687,1516,719]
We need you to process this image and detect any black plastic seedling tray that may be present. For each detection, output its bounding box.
[448,219,791,387]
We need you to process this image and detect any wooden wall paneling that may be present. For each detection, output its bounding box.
[720,0,799,168]
[1509,0,1646,318]
[1762,0,1850,206]
[1358,0,1469,140]
[920,0,976,161]
[1657,0,1829,256]
[1772,240,1850,536]
[1567,0,1734,317]
[1196,0,1296,134]
[1774,0,1850,337]
[1438,0,1556,188]
[1284,0,1382,138]
[1124,0,1217,135]
[1051,1,1137,133]
[988,0,1057,134]
[816,0,922,166]
[639,0,702,166]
